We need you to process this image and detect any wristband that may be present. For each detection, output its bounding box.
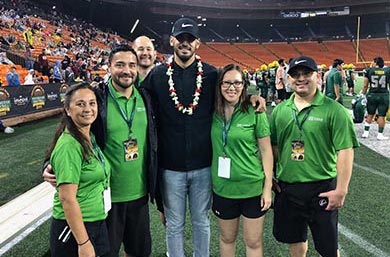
[78,238,90,246]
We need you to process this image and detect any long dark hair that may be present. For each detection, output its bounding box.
[215,64,249,117]
[46,82,96,161]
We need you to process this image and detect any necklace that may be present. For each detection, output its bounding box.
[166,55,203,115]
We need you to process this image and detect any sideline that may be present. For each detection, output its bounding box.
[0,212,51,256]
[339,224,390,257]
[0,182,54,255]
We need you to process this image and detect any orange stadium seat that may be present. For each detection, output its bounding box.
[234,43,277,65]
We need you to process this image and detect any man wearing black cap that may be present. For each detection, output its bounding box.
[325,58,345,104]
[143,17,216,257]
[143,17,263,257]
[270,56,359,257]
[142,18,217,257]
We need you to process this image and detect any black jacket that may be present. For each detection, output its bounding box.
[143,60,218,171]
[92,80,162,211]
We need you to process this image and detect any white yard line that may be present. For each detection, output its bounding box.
[339,224,390,257]
[353,163,390,180]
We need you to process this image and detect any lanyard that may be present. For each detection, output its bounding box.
[91,134,109,189]
[221,106,237,157]
[108,86,137,137]
[292,107,312,140]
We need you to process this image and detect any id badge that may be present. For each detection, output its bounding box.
[291,140,304,161]
[103,187,111,213]
[218,156,231,179]
[123,138,139,162]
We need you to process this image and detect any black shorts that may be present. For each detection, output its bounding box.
[104,196,151,257]
[50,218,109,257]
[212,192,268,220]
[273,179,338,257]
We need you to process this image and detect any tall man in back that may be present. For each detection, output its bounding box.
[143,17,264,257]
[142,17,216,257]
[133,36,157,83]
[270,56,359,257]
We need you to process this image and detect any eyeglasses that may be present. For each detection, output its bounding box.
[289,70,314,79]
[221,81,244,89]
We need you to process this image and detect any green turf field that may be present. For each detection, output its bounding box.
[1,77,389,256]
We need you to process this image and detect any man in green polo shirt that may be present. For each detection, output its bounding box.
[325,58,344,104]
[361,56,390,140]
[270,56,359,257]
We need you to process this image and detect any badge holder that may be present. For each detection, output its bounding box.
[291,140,305,161]
[218,155,231,178]
[123,138,139,162]
[103,187,111,213]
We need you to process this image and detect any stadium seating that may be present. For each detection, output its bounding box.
[206,42,258,70]
[357,38,390,63]
[262,42,301,62]
[196,38,390,71]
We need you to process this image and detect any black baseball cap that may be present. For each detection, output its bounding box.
[288,56,318,74]
[171,17,199,38]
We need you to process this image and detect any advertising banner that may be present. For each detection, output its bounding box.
[0,83,71,118]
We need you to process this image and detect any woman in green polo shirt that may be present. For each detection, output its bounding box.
[211,64,273,257]
[46,83,111,257]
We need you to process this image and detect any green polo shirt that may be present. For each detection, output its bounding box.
[325,68,344,100]
[211,106,270,199]
[105,80,148,202]
[51,131,110,222]
[269,91,359,183]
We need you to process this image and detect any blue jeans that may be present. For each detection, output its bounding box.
[161,167,212,257]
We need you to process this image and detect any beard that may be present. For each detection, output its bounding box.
[111,74,134,89]
[174,45,195,64]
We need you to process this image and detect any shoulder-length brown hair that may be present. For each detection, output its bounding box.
[215,64,250,117]
[45,82,96,161]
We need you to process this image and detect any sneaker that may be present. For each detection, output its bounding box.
[362,131,369,138]
[271,101,276,107]
[377,133,388,140]
[4,127,14,134]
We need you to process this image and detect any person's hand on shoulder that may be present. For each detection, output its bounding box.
[42,164,57,187]
[250,95,266,112]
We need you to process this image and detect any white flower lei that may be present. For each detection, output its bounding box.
[166,55,203,115]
